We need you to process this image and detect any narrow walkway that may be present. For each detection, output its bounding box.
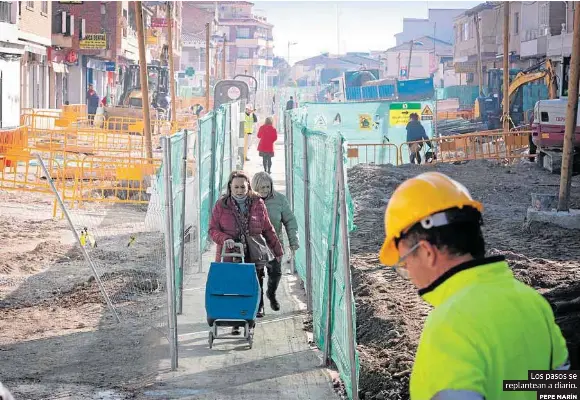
[144,132,339,399]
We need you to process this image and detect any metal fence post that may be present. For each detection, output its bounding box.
[323,140,342,366]
[196,123,204,273]
[209,111,217,212]
[35,154,120,323]
[302,127,313,312]
[177,130,188,315]
[162,136,178,370]
[337,138,359,400]
[286,111,295,275]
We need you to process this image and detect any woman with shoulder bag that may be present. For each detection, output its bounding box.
[251,172,299,312]
[209,171,284,331]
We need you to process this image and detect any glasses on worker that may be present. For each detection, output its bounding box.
[391,242,421,279]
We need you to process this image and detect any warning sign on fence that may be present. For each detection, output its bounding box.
[314,114,327,129]
[359,114,373,130]
[389,102,421,127]
[421,104,434,121]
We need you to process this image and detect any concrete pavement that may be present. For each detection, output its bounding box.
[143,132,340,399]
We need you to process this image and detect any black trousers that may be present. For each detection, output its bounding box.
[262,154,273,172]
[256,258,282,310]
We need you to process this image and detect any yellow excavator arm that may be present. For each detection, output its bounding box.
[503,59,558,110]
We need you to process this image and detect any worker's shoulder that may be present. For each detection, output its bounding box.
[427,277,551,328]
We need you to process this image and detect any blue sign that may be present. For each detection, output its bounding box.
[105,61,116,72]
[399,67,407,78]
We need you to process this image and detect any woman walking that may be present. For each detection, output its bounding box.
[252,172,299,311]
[209,171,283,328]
[257,117,278,174]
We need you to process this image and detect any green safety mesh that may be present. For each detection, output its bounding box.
[196,103,239,255]
[289,110,360,400]
[155,129,192,305]
[198,114,214,252]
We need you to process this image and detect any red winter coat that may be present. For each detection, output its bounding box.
[209,195,284,262]
[257,125,278,154]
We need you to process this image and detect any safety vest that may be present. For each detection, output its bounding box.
[411,256,569,400]
[244,113,254,134]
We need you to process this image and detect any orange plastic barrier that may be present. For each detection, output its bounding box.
[346,143,400,167]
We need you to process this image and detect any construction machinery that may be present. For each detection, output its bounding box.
[531,56,580,174]
[475,59,557,129]
[103,61,171,121]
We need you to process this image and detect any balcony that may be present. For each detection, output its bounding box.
[547,32,573,58]
[521,35,547,58]
[235,57,273,67]
[235,37,267,47]
[52,33,73,48]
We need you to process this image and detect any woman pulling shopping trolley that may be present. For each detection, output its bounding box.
[209,171,283,334]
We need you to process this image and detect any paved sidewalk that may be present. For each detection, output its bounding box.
[142,133,339,399]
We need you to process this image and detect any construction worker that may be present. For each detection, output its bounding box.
[244,104,258,161]
[378,172,569,400]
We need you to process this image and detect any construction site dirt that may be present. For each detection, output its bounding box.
[0,191,168,399]
[348,160,580,400]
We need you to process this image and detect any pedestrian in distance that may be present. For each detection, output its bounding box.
[86,83,100,125]
[209,170,283,331]
[244,104,258,161]
[405,112,431,164]
[257,117,278,174]
[251,171,299,311]
[378,171,570,400]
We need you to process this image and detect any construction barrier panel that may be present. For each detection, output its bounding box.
[399,130,530,165]
[346,143,399,167]
[287,109,360,400]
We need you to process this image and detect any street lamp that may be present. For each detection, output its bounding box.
[287,41,297,67]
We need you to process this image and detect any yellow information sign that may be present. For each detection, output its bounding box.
[80,34,107,50]
[389,102,421,127]
[359,114,373,130]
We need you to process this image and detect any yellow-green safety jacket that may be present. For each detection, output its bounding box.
[244,113,255,134]
[411,256,569,400]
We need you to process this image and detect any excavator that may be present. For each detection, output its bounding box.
[475,59,558,129]
[531,56,580,174]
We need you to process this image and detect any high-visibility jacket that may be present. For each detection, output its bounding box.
[411,256,569,400]
[244,113,256,134]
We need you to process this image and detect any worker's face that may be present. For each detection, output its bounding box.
[231,177,249,198]
[256,181,271,198]
[396,239,438,290]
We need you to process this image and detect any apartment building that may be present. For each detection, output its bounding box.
[395,9,467,46]
[453,2,501,86]
[384,36,453,85]
[189,1,274,91]
[0,1,24,126]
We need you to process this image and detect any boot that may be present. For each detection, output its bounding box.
[266,271,282,311]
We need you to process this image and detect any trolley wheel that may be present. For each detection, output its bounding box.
[208,331,214,349]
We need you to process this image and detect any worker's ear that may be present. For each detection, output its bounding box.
[419,240,438,269]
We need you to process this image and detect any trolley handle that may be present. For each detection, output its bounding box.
[221,242,245,263]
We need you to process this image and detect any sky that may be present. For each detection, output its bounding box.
[253,0,480,64]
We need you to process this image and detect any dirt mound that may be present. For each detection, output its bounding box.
[348,161,580,400]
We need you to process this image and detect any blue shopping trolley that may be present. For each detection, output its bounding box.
[205,243,260,349]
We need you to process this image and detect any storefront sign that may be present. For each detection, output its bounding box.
[104,61,116,72]
[151,18,168,28]
[80,34,107,50]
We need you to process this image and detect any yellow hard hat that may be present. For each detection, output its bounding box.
[379,172,483,266]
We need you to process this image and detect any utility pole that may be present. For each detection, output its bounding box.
[205,22,210,111]
[407,40,414,79]
[557,2,580,212]
[135,1,153,158]
[222,33,227,79]
[166,1,177,124]
[474,12,484,96]
[502,2,510,132]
